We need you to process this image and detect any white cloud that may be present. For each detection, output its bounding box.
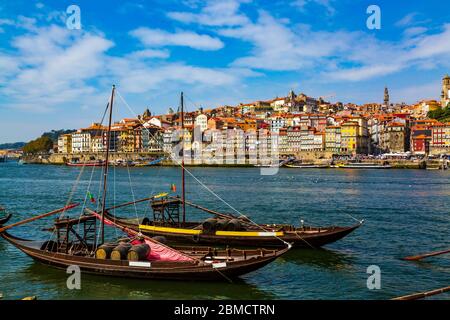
[395,13,418,27]
[0,22,251,113]
[218,11,356,71]
[0,18,14,26]
[291,0,336,16]
[210,8,450,81]
[126,49,170,60]
[168,0,250,26]
[1,26,113,112]
[113,63,241,94]
[130,27,224,51]
[403,26,428,38]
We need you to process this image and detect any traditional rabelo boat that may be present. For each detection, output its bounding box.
[0,86,289,281]
[103,92,362,248]
[103,197,361,248]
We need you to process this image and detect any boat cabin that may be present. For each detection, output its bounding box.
[46,215,97,255]
[150,197,182,225]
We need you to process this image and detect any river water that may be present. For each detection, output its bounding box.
[0,161,449,299]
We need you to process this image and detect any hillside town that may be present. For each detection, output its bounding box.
[46,74,450,164]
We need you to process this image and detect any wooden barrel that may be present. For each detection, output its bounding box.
[216,219,229,231]
[202,218,217,232]
[127,244,151,261]
[225,219,241,231]
[110,243,132,260]
[95,243,116,260]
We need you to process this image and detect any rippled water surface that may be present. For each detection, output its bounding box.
[0,161,449,299]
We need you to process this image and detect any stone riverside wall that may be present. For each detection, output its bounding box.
[20,152,440,169]
[23,152,164,164]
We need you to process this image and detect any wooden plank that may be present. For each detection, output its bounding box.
[392,285,450,300]
[0,203,79,233]
[403,248,450,261]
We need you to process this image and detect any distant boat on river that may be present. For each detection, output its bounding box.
[66,160,105,167]
[338,162,392,169]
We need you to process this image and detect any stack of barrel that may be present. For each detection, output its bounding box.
[95,241,151,261]
[202,218,242,233]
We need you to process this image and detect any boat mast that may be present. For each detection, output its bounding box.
[100,85,115,245]
[181,92,186,225]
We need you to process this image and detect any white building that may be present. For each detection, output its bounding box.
[269,116,286,133]
[270,98,288,112]
[57,136,64,153]
[163,128,174,154]
[195,114,208,132]
[145,117,162,128]
[90,136,105,153]
[71,131,91,153]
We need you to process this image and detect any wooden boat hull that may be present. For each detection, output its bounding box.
[0,213,12,225]
[66,162,105,167]
[105,213,361,248]
[0,231,287,281]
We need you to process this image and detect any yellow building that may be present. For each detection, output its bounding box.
[118,125,136,153]
[325,126,341,153]
[57,134,72,154]
[341,121,359,154]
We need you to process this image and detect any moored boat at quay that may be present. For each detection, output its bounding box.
[338,162,392,169]
[66,160,105,167]
[0,212,288,281]
[285,163,329,168]
[104,203,362,248]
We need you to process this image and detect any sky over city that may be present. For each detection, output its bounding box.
[0,0,450,142]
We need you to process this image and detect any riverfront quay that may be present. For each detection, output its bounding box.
[19,152,445,169]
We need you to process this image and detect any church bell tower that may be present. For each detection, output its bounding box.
[383,86,390,109]
[441,74,450,108]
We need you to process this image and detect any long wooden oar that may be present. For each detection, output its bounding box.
[0,203,79,233]
[392,285,450,300]
[403,248,450,261]
[105,197,154,211]
[105,193,170,211]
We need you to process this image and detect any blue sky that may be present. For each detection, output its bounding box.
[0,0,449,142]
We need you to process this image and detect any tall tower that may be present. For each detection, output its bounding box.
[384,86,390,107]
[441,74,450,108]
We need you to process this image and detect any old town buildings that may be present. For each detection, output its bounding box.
[58,76,450,158]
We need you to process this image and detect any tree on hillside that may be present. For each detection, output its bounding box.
[42,129,76,142]
[428,106,450,121]
[22,136,54,154]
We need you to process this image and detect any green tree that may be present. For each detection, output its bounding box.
[22,136,54,154]
[428,106,450,121]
